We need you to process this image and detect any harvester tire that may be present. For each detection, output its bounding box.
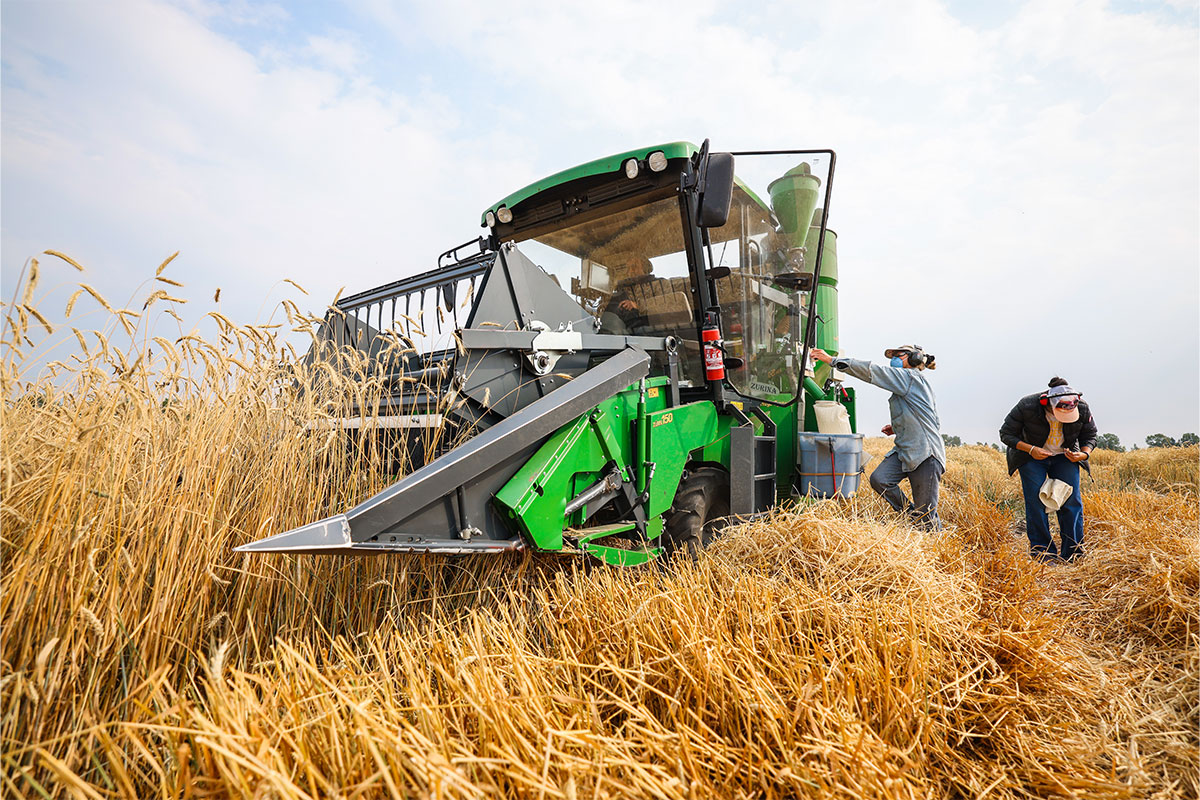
[662,467,730,560]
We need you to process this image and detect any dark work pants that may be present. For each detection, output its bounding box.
[869,452,944,531]
[1017,454,1084,561]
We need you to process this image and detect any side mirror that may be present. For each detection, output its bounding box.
[698,152,735,228]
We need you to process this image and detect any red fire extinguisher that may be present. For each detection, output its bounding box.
[701,314,725,382]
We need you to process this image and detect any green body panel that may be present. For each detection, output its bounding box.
[482,142,699,224]
[581,544,661,567]
[492,379,720,552]
[645,402,720,516]
[578,521,663,566]
[492,403,630,550]
[694,412,736,468]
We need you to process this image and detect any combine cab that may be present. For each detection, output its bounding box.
[238,141,859,565]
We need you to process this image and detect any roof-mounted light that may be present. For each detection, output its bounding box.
[496,206,513,224]
[624,158,640,179]
[485,210,496,228]
[647,151,667,172]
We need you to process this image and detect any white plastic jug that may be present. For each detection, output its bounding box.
[813,401,852,434]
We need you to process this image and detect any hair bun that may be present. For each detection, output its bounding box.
[1048,376,1069,388]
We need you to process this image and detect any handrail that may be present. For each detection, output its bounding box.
[325,249,497,358]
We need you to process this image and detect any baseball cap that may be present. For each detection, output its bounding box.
[883,344,919,358]
[1046,384,1081,423]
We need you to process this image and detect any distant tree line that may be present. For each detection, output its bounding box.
[1093,432,1198,452]
[940,432,1198,454]
[941,434,1000,452]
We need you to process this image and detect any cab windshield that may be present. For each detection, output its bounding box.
[516,194,703,385]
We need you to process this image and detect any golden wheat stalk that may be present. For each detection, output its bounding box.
[155,251,179,276]
[43,250,85,271]
[21,259,39,306]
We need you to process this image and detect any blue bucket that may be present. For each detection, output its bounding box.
[795,432,865,498]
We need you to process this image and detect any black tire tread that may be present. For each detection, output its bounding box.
[662,466,730,560]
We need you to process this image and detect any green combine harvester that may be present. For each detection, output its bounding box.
[237,141,862,565]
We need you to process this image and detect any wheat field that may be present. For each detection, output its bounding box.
[3,257,1197,799]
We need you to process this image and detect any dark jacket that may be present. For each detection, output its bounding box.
[1000,393,1098,475]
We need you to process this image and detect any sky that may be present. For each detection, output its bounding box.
[2,0,1197,448]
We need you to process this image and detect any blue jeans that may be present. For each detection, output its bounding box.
[1017,454,1084,560]
[869,452,944,531]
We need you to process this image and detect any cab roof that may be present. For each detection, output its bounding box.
[480,142,699,226]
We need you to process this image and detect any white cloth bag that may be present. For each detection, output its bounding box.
[813,401,852,434]
[1039,477,1074,511]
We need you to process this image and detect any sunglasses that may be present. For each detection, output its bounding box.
[1053,399,1079,410]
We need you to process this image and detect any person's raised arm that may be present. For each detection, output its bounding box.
[863,361,914,395]
[810,347,913,394]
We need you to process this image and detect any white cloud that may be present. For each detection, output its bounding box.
[303,33,364,74]
[170,0,290,28]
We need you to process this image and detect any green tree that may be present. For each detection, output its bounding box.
[1094,432,1125,452]
[942,434,962,447]
[1180,432,1199,447]
[1146,433,1177,448]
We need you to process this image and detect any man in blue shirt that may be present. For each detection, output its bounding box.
[811,344,946,531]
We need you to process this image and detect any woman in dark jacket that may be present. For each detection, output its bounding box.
[999,377,1098,561]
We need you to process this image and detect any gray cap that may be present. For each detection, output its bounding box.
[1045,384,1079,402]
[1045,384,1081,422]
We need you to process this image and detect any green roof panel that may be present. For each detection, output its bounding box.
[481,141,699,226]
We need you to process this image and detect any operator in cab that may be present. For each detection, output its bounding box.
[810,344,945,531]
[601,256,654,334]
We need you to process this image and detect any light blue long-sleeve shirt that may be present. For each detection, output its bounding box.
[833,357,945,472]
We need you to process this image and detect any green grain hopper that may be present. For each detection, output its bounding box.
[237,141,859,565]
